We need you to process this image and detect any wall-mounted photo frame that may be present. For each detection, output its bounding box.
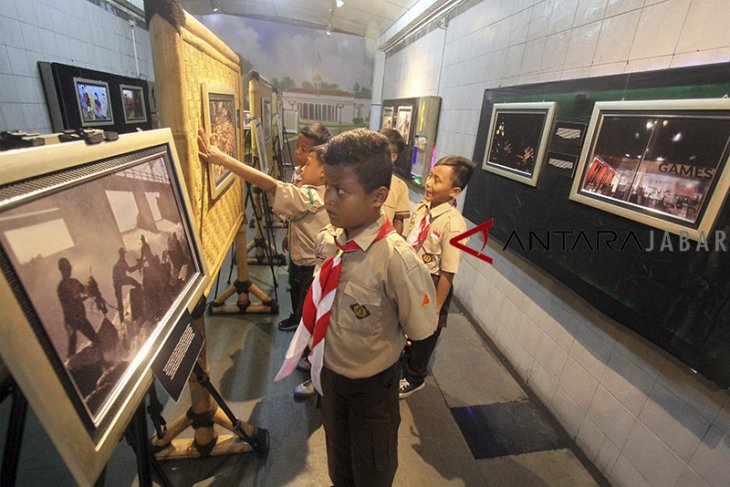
[283,108,299,134]
[396,105,412,141]
[120,84,147,124]
[252,118,270,175]
[382,106,394,130]
[482,102,556,187]
[262,99,272,140]
[570,99,730,240]
[73,77,114,127]
[202,84,238,199]
[242,110,251,130]
[0,129,209,486]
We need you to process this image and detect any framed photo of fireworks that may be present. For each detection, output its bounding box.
[0,129,209,486]
[202,84,238,199]
[569,99,730,240]
[120,84,147,124]
[482,102,556,186]
[73,77,114,127]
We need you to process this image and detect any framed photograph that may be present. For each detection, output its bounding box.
[262,99,272,140]
[120,84,147,124]
[283,108,299,134]
[73,77,114,127]
[382,106,394,130]
[202,84,238,199]
[252,118,270,175]
[482,102,556,186]
[396,105,412,141]
[570,99,730,240]
[0,129,209,486]
[242,110,251,130]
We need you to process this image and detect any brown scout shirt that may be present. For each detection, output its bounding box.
[273,181,328,267]
[324,215,438,379]
[314,224,342,271]
[382,175,410,224]
[404,200,468,275]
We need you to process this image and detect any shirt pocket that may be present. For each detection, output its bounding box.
[419,232,442,272]
[338,280,383,335]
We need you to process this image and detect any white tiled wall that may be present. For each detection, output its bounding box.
[381,0,730,485]
[0,0,154,134]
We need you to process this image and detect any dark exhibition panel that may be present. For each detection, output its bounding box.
[464,62,730,387]
[39,61,153,134]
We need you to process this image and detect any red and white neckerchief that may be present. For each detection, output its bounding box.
[406,200,457,251]
[274,220,395,394]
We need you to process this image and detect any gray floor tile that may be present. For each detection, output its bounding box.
[432,311,527,407]
[477,449,599,487]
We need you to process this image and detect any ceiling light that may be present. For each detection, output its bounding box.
[326,24,332,36]
[211,0,219,12]
[336,0,344,7]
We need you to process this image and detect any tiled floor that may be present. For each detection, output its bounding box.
[1,241,608,486]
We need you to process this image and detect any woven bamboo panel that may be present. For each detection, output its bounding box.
[149,11,244,292]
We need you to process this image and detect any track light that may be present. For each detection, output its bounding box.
[211,0,219,12]
[336,0,344,7]
[325,24,332,36]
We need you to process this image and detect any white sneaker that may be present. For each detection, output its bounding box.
[399,378,425,399]
[294,379,316,398]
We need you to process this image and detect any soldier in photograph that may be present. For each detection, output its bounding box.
[57,257,100,359]
[112,247,142,323]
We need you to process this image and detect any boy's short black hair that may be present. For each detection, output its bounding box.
[435,155,475,190]
[300,123,332,146]
[323,129,391,193]
[378,128,406,157]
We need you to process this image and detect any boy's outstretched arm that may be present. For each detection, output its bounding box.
[435,272,453,314]
[197,128,277,193]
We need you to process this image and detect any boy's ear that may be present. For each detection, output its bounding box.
[372,186,389,208]
[449,186,462,199]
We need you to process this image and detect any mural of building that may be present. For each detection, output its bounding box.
[282,89,370,127]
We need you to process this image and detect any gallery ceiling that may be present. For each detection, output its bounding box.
[178,0,435,38]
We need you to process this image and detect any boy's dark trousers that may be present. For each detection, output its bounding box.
[287,261,315,324]
[402,275,453,386]
[321,361,401,487]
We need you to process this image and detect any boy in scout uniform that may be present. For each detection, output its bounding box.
[400,155,475,398]
[276,129,437,486]
[379,128,411,234]
[290,123,331,186]
[197,129,329,334]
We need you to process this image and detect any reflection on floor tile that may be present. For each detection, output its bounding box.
[450,400,566,459]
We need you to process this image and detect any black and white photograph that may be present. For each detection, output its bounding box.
[0,153,198,423]
[483,102,556,186]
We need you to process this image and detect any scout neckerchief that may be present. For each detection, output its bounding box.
[406,199,458,252]
[274,219,396,395]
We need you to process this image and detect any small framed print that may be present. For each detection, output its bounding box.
[202,84,238,199]
[382,106,394,130]
[120,84,147,124]
[482,102,556,187]
[74,77,114,127]
[551,121,586,149]
[396,105,413,141]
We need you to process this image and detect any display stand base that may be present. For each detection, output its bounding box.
[152,434,252,459]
